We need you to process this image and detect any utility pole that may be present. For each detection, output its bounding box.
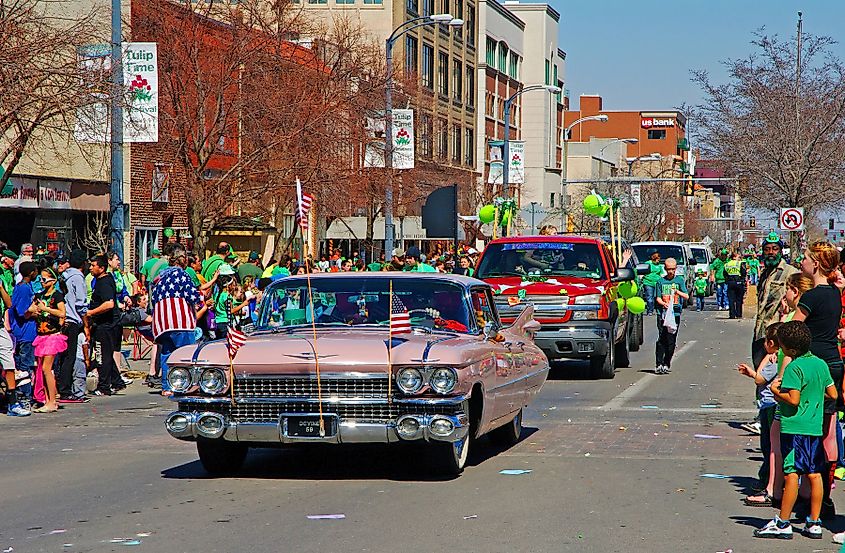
[792,11,803,254]
[109,0,125,260]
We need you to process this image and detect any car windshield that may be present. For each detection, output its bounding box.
[633,244,686,266]
[256,277,475,334]
[476,241,606,279]
[690,247,709,264]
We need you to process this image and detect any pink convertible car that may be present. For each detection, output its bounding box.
[164,273,549,475]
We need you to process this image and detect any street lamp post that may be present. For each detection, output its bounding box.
[559,114,608,229]
[598,137,638,159]
[384,14,462,258]
[501,84,560,203]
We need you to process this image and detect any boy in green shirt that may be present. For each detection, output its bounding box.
[641,252,663,316]
[709,249,728,310]
[693,270,708,311]
[755,321,836,540]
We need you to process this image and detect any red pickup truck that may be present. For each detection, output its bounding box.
[475,235,642,379]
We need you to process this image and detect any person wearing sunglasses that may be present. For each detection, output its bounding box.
[32,267,67,413]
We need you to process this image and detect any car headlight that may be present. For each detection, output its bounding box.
[572,294,600,320]
[429,368,457,394]
[574,294,601,304]
[396,368,423,394]
[199,368,227,395]
[167,367,192,393]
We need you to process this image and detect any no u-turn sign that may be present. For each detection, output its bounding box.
[779,207,804,231]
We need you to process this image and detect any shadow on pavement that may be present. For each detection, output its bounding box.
[160,428,537,482]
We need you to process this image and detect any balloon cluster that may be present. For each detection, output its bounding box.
[613,280,645,314]
[478,197,517,227]
[582,193,616,218]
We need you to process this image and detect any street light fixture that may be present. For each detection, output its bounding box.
[501,84,561,208]
[559,114,609,228]
[383,14,463,257]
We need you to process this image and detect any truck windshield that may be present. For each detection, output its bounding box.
[633,244,686,266]
[476,242,606,280]
[690,247,709,264]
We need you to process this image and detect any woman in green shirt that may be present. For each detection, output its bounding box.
[641,252,663,316]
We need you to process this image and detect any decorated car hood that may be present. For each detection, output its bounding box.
[483,276,607,297]
[170,329,491,376]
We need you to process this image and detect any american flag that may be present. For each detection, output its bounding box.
[294,177,314,232]
[151,267,203,340]
[390,292,411,334]
[227,326,248,359]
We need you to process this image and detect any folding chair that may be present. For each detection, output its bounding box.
[131,327,155,360]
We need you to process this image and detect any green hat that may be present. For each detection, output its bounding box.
[1,249,17,260]
[720,248,728,255]
[763,231,782,245]
[151,248,161,255]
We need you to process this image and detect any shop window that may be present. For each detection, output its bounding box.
[135,228,160,271]
[647,129,666,140]
[421,44,434,89]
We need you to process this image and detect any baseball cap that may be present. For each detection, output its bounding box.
[467,248,478,255]
[248,251,259,261]
[1,249,17,260]
[406,246,421,260]
[219,264,236,276]
[151,248,161,255]
[391,248,405,258]
[55,256,70,265]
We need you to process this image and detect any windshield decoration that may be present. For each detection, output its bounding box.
[502,242,574,251]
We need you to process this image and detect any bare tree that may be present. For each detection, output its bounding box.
[692,29,845,229]
[75,211,110,255]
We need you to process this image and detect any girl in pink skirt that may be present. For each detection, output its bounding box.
[32,267,67,413]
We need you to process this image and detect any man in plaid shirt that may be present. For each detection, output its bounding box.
[151,243,208,393]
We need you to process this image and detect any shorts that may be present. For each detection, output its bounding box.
[781,433,826,475]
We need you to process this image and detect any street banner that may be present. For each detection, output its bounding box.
[123,42,159,142]
[487,141,503,184]
[508,141,525,184]
[74,43,111,143]
[0,178,38,208]
[152,164,171,203]
[779,207,804,231]
[38,181,71,209]
[629,183,642,207]
[363,112,386,168]
[392,109,414,169]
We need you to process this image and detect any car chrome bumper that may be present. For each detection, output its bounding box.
[165,410,469,445]
[533,322,611,360]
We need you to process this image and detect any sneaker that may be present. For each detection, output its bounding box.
[57,396,86,404]
[92,389,112,397]
[802,518,822,539]
[833,531,845,545]
[663,365,672,373]
[7,402,31,416]
[754,517,792,539]
[655,365,665,374]
[740,421,762,435]
[121,375,134,385]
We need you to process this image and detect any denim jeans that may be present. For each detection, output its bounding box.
[643,285,656,315]
[157,330,197,392]
[715,283,728,309]
[695,295,705,311]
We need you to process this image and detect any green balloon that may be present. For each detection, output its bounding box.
[478,204,495,224]
[618,281,638,299]
[626,296,646,315]
[583,194,601,215]
[615,298,626,312]
[163,227,174,238]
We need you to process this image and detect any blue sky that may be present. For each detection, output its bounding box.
[551,0,845,112]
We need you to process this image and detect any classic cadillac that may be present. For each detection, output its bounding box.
[164,273,550,475]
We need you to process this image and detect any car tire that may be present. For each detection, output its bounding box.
[489,408,523,448]
[196,439,248,475]
[429,434,470,476]
[615,325,631,368]
[629,314,642,352]
[590,335,615,379]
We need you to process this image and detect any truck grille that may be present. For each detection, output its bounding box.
[186,401,460,424]
[234,377,391,400]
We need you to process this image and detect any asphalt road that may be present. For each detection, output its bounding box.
[3,299,845,553]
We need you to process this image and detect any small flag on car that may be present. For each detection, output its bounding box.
[390,293,411,335]
[227,326,248,359]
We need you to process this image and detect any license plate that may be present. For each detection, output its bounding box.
[283,414,338,438]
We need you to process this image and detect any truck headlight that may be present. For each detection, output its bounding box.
[572,294,600,320]
[396,368,423,394]
[167,367,192,393]
[429,368,457,394]
[199,368,227,395]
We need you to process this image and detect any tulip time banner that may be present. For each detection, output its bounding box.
[392,109,414,169]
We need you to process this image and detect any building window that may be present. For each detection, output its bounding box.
[438,52,449,96]
[363,0,382,3]
[498,43,508,73]
[453,0,463,40]
[553,64,559,101]
[405,35,418,76]
[485,37,496,66]
[421,43,434,89]
[544,59,550,85]
[648,129,666,140]
[452,59,462,103]
[135,229,160,271]
[308,0,328,3]
[485,92,494,117]
[422,0,433,16]
[438,119,448,159]
[420,114,433,157]
[407,0,417,14]
[466,65,475,107]
[336,0,354,4]
[451,124,462,163]
[441,0,449,14]
[508,53,518,80]
[464,127,474,166]
[466,5,475,46]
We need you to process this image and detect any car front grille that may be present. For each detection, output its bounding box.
[234,377,391,400]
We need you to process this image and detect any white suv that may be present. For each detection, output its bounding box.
[631,241,697,307]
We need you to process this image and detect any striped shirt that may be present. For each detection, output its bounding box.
[151,266,203,339]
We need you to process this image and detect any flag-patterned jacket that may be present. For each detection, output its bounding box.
[151,266,204,339]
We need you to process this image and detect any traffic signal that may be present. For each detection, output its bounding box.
[681,180,695,197]
[829,218,835,230]
[749,216,756,228]
[566,215,574,233]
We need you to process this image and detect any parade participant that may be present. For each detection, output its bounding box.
[56,250,88,403]
[151,244,207,394]
[0,252,26,415]
[85,255,123,396]
[238,251,263,282]
[404,246,436,272]
[641,252,663,316]
[755,321,836,540]
[139,248,161,291]
[31,267,67,413]
[13,243,33,284]
[725,251,748,319]
[11,261,39,411]
[653,258,689,374]
[748,253,760,286]
[386,248,405,271]
[791,240,843,519]
[538,225,558,235]
[753,233,797,368]
[107,251,132,384]
[1,250,16,290]
[693,269,708,311]
[340,259,353,272]
[710,248,729,310]
[201,242,230,282]
[453,255,475,277]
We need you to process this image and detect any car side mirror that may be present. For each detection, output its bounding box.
[612,267,635,282]
[635,263,649,276]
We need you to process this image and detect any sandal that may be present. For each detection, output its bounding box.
[743,492,772,507]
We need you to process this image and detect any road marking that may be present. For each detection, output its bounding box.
[600,340,698,410]
[586,406,757,415]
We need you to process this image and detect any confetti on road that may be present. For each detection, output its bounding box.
[136,533,151,537]
[584,453,591,457]
[463,515,478,520]
[700,404,720,409]
[120,541,142,546]
[694,434,723,439]
[307,514,346,520]
[641,405,659,409]
[49,530,66,535]
[3,548,12,553]
[700,473,731,479]
[499,469,532,475]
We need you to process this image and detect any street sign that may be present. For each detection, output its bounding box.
[779,207,804,231]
